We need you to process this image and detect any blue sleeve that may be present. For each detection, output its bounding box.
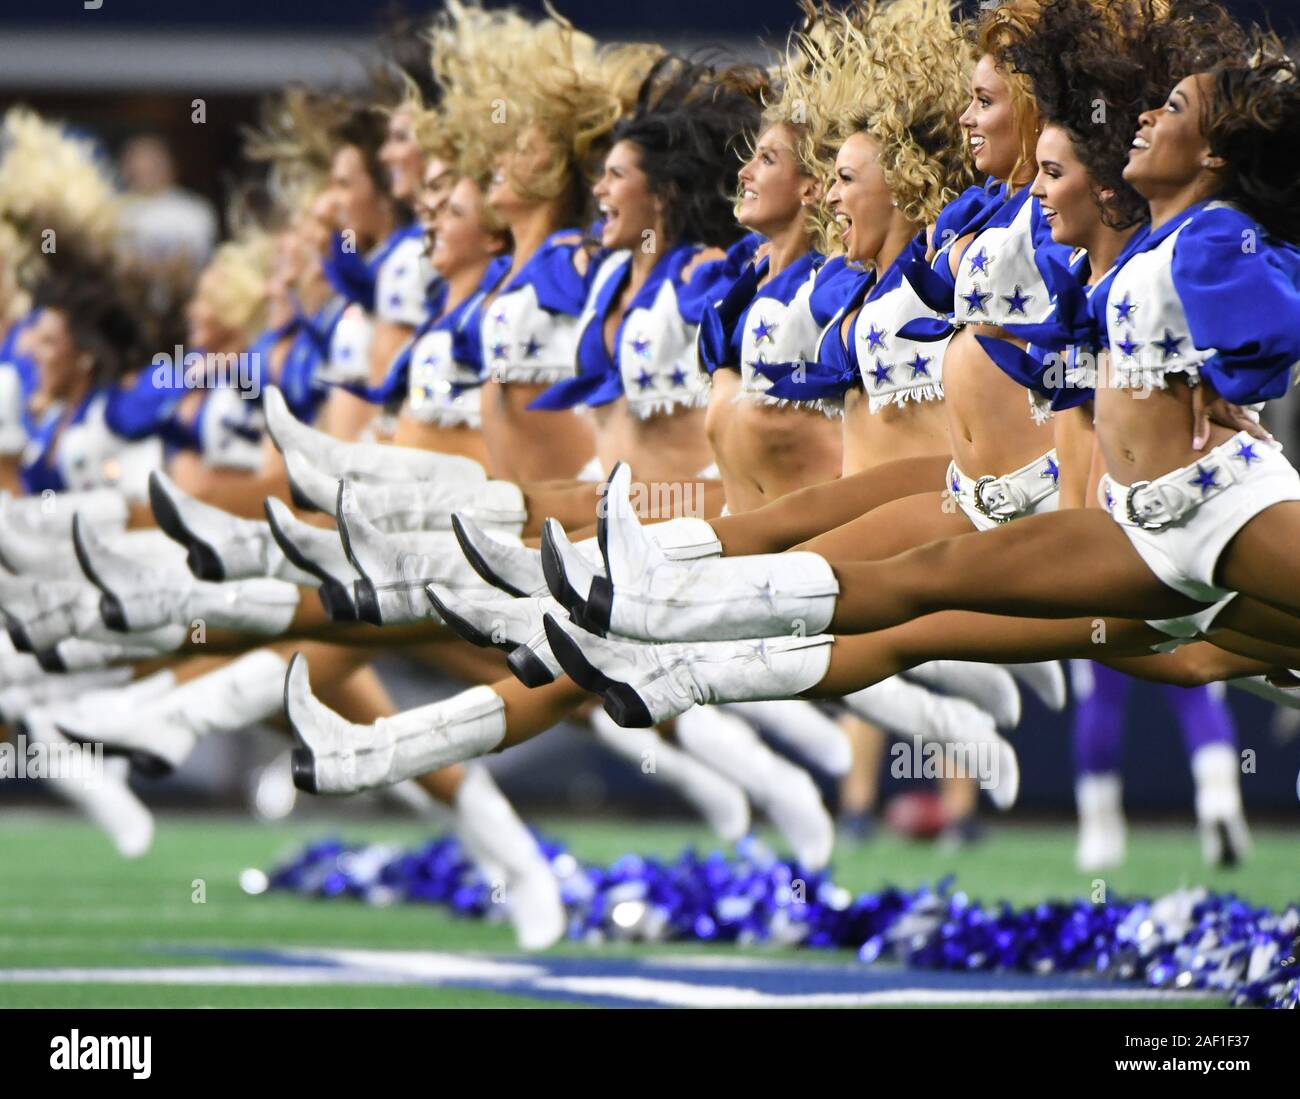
[530,235,593,317]
[104,369,185,439]
[1173,210,1300,404]
[322,232,378,311]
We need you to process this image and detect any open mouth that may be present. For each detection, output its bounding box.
[969,135,986,154]
[1041,204,1057,222]
[1129,134,1151,154]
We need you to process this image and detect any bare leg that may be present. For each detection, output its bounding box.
[797,490,975,560]
[710,455,951,556]
[1216,501,1300,619]
[823,510,1202,633]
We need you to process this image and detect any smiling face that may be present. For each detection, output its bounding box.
[959,54,1021,181]
[378,108,425,205]
[1123,74,1217,199]
[416,156,456,251]
[487,125,556,216]
[1030,123,1106,248]
[29,307,86,401]
[185,266,240,351]
[592,139,660,252]
[826,131,895,264]
[329,144,388,246]
[736,123,815,236]
[432,176,504,278]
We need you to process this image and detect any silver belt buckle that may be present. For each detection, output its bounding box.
[973,475,1014,524]
[1124,480,1171,531]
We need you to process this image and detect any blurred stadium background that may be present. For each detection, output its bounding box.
[0,1,1296,1010]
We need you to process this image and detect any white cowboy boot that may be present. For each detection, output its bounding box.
[587,709,751,842]
[452,765,566,951]
[0,520,80,577]
[148,470,315,585]
[263,385,487,485]
[1191,743,1251,867]
[842,681,1021,811]
[539,518,604,616]
[425,584,564,687]
[263,497,360,620]
[561,463,838,642]
[0,486,128,536]
[544,612,835,727]
[337,482,514,625]
[1075,772,1126,871]
[18,674,184,858]
[454,514,571,597]
[1006,661,1068,711]
[48,626,187,672]
[721,700,853,777]
[0,577,107,652]
[73,516,301,636]
[284,451,526,535]
[0,667,134,723]
[284,653,507,794]
[58,650,289,775]
[904,661,1022,729]
[675,706,835,871]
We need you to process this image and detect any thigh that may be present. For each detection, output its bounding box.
[811,611,1160,697]
[1216,500,1300,617]
[713,453,951,555]
[831,508,1203,633]
[797,490,974,560]
[1213,594,1300,649]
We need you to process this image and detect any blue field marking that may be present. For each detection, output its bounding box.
[163,947,1212,1007]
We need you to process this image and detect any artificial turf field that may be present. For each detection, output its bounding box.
[0,811,1295,1008]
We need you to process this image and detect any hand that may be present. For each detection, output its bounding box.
[1190,381,1273,451]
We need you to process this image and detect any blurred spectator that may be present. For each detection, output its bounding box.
[118,133,218,268]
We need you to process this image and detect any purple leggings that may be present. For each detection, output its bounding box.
[1072,661,1237,776]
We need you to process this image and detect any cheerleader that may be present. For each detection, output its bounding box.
[537,0,1300,722]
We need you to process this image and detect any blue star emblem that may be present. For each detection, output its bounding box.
[491,341,508,360]
[339,346,353,360]
[1113,294,1137,324]
[1041,457,1059,484]
[522,336,542,359]
[393,265,407,278]
[752,318,776,344]
[907,352,931,378]
[869,362,893,387]
[388,293,404,310]
[631,336,652,359]
[1116,335,1141,359]
[1002,285,1032,315]
[951,473,961,495]
[961,287,992,316]
[1188,464,1219,496]
[967,248,990,276]
[1104,486,1115,510]
[636,368,655,390]
[669,366,687,387]
[1154,329,1183,361]
[864,324,887,352]
[1234,441,1260,465]
[493,310,508,326]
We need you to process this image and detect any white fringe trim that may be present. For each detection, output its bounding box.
[628,390,712,420]
[731,388,843,419]
[488,365,579,385]
[405,407,483,430]
[866,383,945,414]
[1111,363,1201,391]
[1028,390,1054,425]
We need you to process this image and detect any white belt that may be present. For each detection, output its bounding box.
[947,450,1059,524]
[1100,432,1265,531]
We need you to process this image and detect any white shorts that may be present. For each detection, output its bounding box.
[947,451,1060,531]
[1100,432,1300,644]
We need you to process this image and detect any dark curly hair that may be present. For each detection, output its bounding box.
[30,243,152,387]
[610,55,768,249]
[1200,32,1300,243]
[1008,0,1245,229]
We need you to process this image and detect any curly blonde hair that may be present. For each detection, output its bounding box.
[972,0,1046,186]
[0,107,120,263]
[200,233,272,346]
[768,2,974,254]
